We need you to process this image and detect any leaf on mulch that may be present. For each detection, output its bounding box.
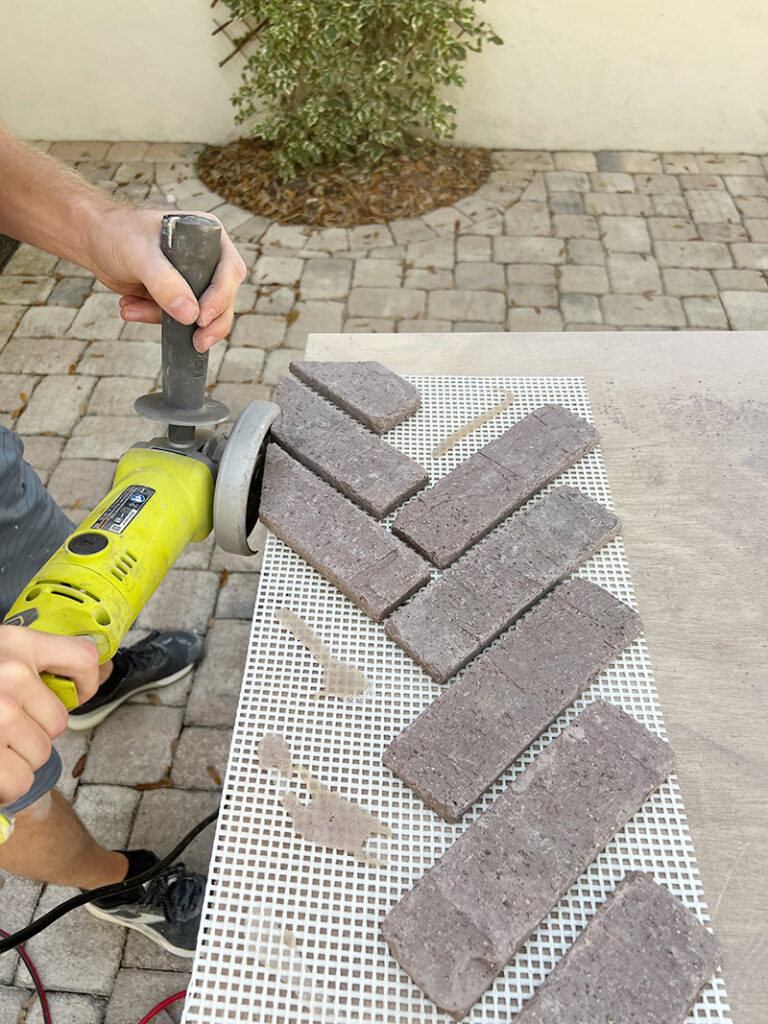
[197,140,492,228]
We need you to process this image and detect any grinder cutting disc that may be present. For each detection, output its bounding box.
[213,400,280,555]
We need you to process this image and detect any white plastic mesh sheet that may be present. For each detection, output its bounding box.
[183,376,731,1024]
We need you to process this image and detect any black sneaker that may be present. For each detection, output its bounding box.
[86,852,206,957]
[68,630,204,731]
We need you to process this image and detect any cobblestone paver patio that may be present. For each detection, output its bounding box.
[1,142,767,1022]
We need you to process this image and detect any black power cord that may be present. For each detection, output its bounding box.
[0,806,219,954]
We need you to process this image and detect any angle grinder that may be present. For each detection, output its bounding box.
[2,213,279,712]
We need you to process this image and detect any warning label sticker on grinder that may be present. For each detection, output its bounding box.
[92,485,155,535]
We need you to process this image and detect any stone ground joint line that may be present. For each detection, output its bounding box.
[182,375,731,1024]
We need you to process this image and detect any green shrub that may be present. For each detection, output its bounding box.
[223,0,502,180]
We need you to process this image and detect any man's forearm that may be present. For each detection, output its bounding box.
[0,125,115,271]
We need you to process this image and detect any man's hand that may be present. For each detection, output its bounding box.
[0,627,99,806]
[88,207,247,353]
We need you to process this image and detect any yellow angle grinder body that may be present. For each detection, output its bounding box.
[3,214,278,712]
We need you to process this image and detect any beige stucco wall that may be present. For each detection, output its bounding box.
[1,0,766,152]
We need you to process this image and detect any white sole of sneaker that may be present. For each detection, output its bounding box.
[84,901,196,958]
[67,664,194,732]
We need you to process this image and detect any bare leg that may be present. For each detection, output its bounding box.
[0,790,128,889]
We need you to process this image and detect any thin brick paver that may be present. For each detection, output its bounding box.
[1,142,766,1019]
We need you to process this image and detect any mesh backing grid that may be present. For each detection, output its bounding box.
[183,376,731,1024]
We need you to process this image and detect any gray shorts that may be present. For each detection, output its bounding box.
[1,426,74,815]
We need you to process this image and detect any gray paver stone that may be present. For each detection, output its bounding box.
[506,264,557,285]
[421,207,473,235]
[304,227,350,253]
[79,340,161,377]
[589,173,635,193]
[68,293,123,340]
[700,154,763,175]
[15,435,64,483]
[405,236,456,269]
[558,265,609,294]
[493,237,566,264]
[233,283,258,313]
[633,174,682,195]
[458,212,503,236]
[427,290,506,322]
[585,194,653,217]
[600,217,650,253]
[106,141,150,161]
[344,317,398,332]
[389,218,437,245]
[545,171,590,192]
[714,269,768,291]
[218,346,266,382]
[455,263,505,291]
[607,253,662,294]
[130,789,218,876]
[596,151,662,174]
[686,190,740,223]
[699,222,748,243]
[255,285,296,315]
[683,297,728,328]
[0,336,86,374]
[261,223,311,249]
[50,140,110,161]
[601,294,686,327]
[0,276,55,305]
[120,321,161,342]
[26,992,106,1024]
[186,619,252,727]
[454,322,505,332]
[348,288,425,319]
[503,202,551,236]
[0,988,33,1019]
[216,571,258,619]
[746,220,768,242]
[174,533,215,571]
[735,196,768,218]
[662,153,700,174]
[87,376,157,416]
[300,258,352,300]
[64,413,157,458]
[348,224,394,249]
[369,244,407,260]
[172,726,233,789]
[647,217,698,242]
[230,313,287,350]
[456,236,492,262]
[0,305,23,348]
[654,241,732,268]
[23,885,124,995]
[680,174,724,191]
[552,214,599,239]
[353,259,402,288]
[136,568,220,633]
[492,151,553,172]
[549,192,585,215]
[0,372,36,412]
[104,968,191,1024]
[554,152,598,172]
[561,293,602,323]
[566,239,606,264]
[253,256,303,286]
[286,300,344,345]
[397,319,451,332]
[4,244,59,275]
[0,876,42,983]
[83,704,183,785]
[73,785,141,849]
[662,269,718,297]
[507,284,557,308]
[506,308,564,330]
[47,458,116,509]
[720,291,768,328]
[404,268,453,290]
[652,195,692,218]
[260,347,305,386]
[724,176,768,198]
[49,276,93,307]
[213,381,274,417]
[732,243,768,269]
[16,373,96,434]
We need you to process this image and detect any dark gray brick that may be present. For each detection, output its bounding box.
[259,445,431,621]
[514,873,719,1024]
[385,488,619,682]
[381,701,674,1020]
[384,579,641,819]
[272,375,428,517]
[392,405,599,568]
[290,359,420,434]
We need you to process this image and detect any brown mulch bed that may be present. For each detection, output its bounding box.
[197,139,491,228]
